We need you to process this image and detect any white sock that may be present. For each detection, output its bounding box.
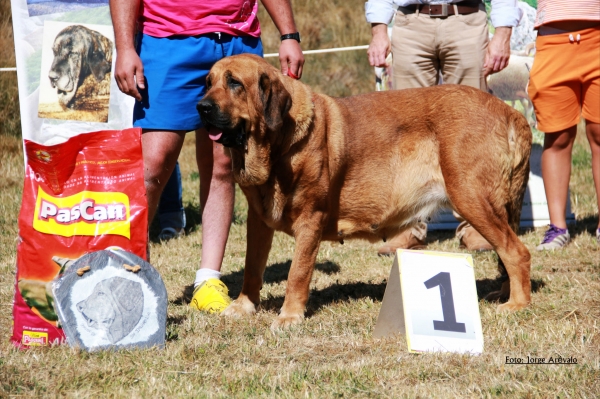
[194,269,221,287]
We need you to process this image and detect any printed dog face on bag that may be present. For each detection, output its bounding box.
[54,249,167,351]
[76,277,144,344]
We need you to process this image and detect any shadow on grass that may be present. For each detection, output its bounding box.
[166,315,186,341]
[261,276,546,316]
[269,281,388,317]
[475,277,546,301]
[570,215,599,237]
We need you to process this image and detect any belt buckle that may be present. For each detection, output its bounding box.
[430,4,449,17]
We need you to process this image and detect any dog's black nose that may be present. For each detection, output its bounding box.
[196,100,213,114]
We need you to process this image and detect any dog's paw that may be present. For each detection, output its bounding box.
[270,313,304,331]
[496,300,528,312]
[221,297,257,318]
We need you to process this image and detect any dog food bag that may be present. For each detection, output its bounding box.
[11,128,148,347]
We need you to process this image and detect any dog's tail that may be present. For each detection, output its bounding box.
[505,111,532,234]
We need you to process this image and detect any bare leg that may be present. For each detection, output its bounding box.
[586,121,600,230]
[142,130,186,222]
[541,126,578,229]
[196,128,235,272]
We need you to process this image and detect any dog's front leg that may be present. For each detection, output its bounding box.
[272,218,323,330]
[222,206,274,318]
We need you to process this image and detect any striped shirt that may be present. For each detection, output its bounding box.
[535,0,600,28]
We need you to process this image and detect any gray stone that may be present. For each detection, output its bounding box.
[53,249,167,351]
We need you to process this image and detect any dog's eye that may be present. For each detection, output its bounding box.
[206,76,212,90]
[228,77,243,90]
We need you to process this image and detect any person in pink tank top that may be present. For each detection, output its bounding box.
[139,0,262,38]
[109,0,304,313]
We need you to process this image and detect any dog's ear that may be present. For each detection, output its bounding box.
[87,31,112,82]
[259,71,292,132]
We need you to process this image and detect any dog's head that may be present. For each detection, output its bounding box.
[197,54,313,186]
[76,276,143,344]
[48,25,113,108]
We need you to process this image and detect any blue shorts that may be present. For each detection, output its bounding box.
[133,33,263,131]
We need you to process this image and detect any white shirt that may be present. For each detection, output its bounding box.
[365,0,523,28]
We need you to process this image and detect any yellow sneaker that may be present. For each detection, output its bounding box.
[189,278,231,314]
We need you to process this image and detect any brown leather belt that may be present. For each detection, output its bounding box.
[405,1,482,17]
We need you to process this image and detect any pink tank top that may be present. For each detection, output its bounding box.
[139,0,261,38]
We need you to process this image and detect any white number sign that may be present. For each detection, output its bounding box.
[373,249,484,354]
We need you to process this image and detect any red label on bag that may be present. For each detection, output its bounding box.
[12,128,148,347]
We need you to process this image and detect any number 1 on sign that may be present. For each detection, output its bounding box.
[424,272,466,333]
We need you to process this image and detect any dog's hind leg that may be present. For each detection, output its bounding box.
[222,207,274,318]
[485,115,532,309]
[448,187,531,311]
[485,233,531,311]
[505,117,532,236]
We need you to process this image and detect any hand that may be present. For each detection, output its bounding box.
[367,23,391,67]
[114,47,145,101]
[484,27,512,77]
[279,39,304,79]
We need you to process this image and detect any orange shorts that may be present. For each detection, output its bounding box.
[528,26,600,133]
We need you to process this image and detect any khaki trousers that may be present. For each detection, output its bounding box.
[391,4,489,91]
[391,4,489,240]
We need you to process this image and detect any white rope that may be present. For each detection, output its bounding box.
[0,45,369,71]
[264,45,368,58]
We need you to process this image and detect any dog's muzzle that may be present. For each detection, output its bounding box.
[197,99,247,150]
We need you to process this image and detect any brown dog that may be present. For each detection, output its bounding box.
[48,25,113,109]
[197,54,532,330]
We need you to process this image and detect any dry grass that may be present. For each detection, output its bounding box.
[258,0,374,97]
[0,0,20,137]
[1,0,600,397]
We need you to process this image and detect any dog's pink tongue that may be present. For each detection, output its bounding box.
[208,130,222,141]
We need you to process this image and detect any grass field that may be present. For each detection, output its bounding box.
[1,0,599,397]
